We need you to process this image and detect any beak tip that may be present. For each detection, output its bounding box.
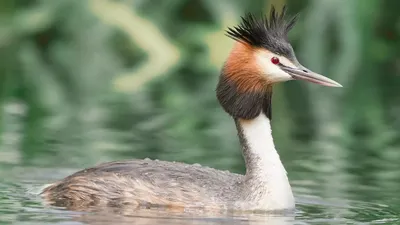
[334,83,343,88]
[332,82,343,88]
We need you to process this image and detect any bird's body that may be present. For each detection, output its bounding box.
[41,5,341,212]
[42,112,294,211]
[42,159,243,210]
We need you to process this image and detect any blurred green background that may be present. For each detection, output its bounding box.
[0,0,399,210]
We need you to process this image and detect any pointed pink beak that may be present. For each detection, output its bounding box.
[279,64,342,87]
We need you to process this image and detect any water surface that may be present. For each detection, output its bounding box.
[1,157,398,224]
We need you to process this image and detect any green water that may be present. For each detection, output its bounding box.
[1,155,399,224]
[0,112,399,224]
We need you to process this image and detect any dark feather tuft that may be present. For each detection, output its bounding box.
[226,5,299,58]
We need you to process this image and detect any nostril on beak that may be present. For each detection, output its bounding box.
[302,69,308,73]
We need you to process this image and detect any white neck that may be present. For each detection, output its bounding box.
[237,113,294,211]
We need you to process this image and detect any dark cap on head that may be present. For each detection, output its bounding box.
[225,6,298,60]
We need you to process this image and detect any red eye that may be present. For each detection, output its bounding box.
[271,57,280,65]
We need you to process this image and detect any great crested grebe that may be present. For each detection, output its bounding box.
[41,6,341,212]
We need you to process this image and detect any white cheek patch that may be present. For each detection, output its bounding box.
[254,51,295,83]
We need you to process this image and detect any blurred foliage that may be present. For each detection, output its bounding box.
[0,0,399,189]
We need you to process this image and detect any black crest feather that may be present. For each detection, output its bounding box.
[226,5,299,58]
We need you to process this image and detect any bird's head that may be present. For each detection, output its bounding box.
[217,6,342,120]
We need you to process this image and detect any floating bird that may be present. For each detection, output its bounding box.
[41,6,341,212]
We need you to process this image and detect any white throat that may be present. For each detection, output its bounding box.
[238,113,294,210]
